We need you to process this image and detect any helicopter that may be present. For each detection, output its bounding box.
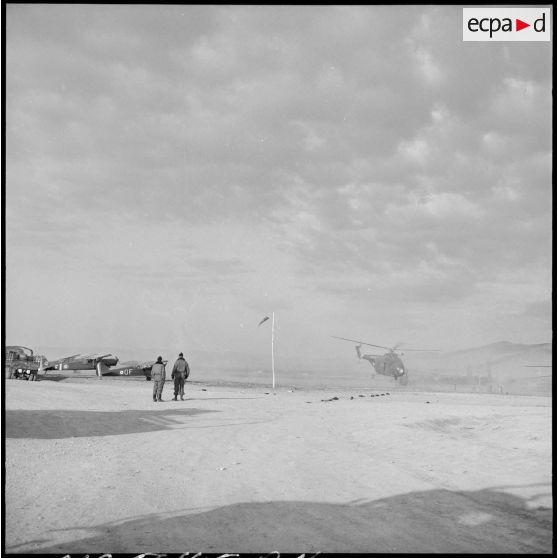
[333,336,437,385]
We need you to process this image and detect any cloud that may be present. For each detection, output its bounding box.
[5,5,552,353]
[386,192,482,221]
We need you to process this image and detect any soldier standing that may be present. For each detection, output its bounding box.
[171,352,190,401]
[151,356,166,402]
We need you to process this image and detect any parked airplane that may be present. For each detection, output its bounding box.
[102,360,168,380]
[44,353,119,376]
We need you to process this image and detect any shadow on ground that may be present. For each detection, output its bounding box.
[5,408,218,439]
[11,487,552,554]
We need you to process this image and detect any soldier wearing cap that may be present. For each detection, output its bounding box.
[171,352,190,401]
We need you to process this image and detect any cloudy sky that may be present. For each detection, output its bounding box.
[5,5,553,363]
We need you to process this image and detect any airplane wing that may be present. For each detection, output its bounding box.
[138,360,156,369]
[44,353,81,366]
[61,353,83,360]
[95,353,114,361]
[76,353,114,360]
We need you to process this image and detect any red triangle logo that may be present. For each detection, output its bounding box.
[516,19,530,31]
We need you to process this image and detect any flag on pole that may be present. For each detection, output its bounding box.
[258,316,270,326]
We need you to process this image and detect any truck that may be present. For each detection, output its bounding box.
[4,346,45,380]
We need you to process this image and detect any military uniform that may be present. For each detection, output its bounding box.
[151,358,166,401]
[171,353,190,400]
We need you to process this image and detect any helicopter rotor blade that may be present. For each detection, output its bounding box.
[332,336,392,351]
[390,341,439,352]
[334,336,439,353]
[395,348,439,352]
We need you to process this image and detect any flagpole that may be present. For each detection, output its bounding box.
[271,311,275,390]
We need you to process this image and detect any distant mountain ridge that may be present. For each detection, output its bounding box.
[444,341,551,359]
[405,341,552,388]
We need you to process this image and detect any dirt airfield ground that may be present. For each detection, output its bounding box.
[4,376,553,554]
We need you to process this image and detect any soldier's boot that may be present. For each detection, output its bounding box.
[180,395,184,400]
[172,396,177,401]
